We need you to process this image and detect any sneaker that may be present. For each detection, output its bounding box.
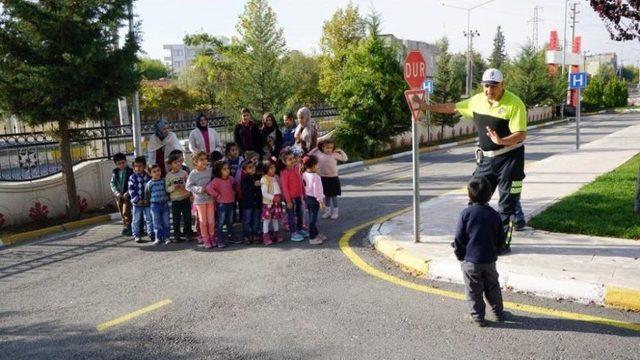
[134,237,143,243]
[298,229,309,237]
[330,208,339,220]
[290,232,305,242]
[309,238,323,245]
[318,233,327,241]
[321,209,332,219]
[152,239,161,246]
[494,311,508,322]
[203,242,213,249]
[230,237,243,245]
[262,233,273,246]
[468,316,487,327]
[122,227,131,236]
[217,241,226,248]
[164,239,171,245]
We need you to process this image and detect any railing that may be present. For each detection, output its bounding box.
[0,108,339,181]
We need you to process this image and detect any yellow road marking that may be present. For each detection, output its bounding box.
[96,299,173,332]
[339,210,640,333]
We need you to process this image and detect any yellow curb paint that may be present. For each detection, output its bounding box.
[605,286,640,312]
[0,214,113,246]
[340,209,640,333]
[96,299,173,332]
[2,225,65,245]
[63,215,111,231]
[374,236,429,276]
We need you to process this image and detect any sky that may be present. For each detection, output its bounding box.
[136,0,640,67]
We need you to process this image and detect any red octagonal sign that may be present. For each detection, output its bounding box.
[404,51,426,90]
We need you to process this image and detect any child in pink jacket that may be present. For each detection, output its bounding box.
[309,138,348,220]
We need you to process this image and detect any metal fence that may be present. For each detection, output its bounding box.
[0,108,339,182]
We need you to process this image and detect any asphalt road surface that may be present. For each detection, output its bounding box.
[1,114,640,359]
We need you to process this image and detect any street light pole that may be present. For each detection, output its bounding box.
[442,0,496,98]
[128,1,142,157]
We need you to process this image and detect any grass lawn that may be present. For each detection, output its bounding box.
[529,153,640,240]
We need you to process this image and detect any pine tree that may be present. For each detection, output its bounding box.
[0,0,139,220]
[331,11,408,158]
[488,26,507,70]
[235,0,287,114]
[504,45,555,107]
[431,38,463,140]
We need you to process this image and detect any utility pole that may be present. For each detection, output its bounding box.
[442,0,496,98]
[128,1,142,157]
[529,6,543,49]
[464,29,480,98]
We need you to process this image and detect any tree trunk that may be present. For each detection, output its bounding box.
[635,166,640,213]
[59,120,80,220]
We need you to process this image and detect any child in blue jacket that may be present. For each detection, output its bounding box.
[128,156,154,243]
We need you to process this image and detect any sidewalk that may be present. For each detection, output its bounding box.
[369,122,640,311]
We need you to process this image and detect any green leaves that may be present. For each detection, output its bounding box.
[331,12,408,158]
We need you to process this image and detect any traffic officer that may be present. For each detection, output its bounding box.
[422,68,527,254]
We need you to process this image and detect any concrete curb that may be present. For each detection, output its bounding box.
[0,213,118,247]
[337,117,571,172]
[368,230,640,312]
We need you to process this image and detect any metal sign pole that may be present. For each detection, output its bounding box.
[412,113,420,243]
[576,87,581,150]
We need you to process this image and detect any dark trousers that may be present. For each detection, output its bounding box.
[474,146,525,249]
[305,196,320,240]
[242,207,261,238]
[461,261,503,320]
[286,197,303,233]
[217,203,234,243]
[171,198,192,237]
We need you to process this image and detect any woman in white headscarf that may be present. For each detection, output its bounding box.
[147,118,184,178]
[188,113,222,155]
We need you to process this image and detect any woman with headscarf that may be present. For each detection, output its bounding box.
[189,113,222,155]
[260,112,283,159]
[294,107,317,154]
[147,118,184,178]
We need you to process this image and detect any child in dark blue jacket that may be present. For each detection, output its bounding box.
[454,176,505,327]
[239,160,262,244]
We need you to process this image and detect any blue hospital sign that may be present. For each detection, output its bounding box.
[422,80,434,94]
[569,72,587,89]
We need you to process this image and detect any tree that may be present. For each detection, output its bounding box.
[234,0,287,114]
[318,3,366,96]
[583,75,605,110]
[488,26,507,70]
[504,45,556,107]
[181,33,244,115]
[0,0,138,220]
[431,38,463,139]
[331,12,409,158]
[281,51,326,114]
[139,57,170,80]
[140,81,196,119]
[590,1,640,40]
[472,50,487,90]
[603,76,629,108]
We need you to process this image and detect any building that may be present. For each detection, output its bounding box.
[585,53,618,76]
[163,44,200,74]
[380,34,438,78]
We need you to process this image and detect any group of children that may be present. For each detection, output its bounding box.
[110,135,349,248]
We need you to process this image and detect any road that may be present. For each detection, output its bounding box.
[1,113,640,359]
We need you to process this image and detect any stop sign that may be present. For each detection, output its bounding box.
[404,51,426,89]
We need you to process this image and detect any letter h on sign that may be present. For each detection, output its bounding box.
[569,72,587,89]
